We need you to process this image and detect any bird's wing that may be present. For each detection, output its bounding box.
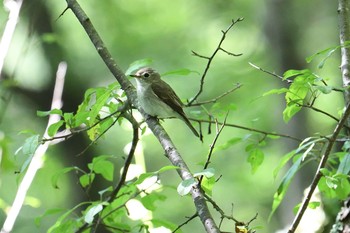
[150,80,186,116]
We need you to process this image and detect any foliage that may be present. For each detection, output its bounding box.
[0,1,348,233]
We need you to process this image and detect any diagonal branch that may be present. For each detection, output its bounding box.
[64,1,220,232]
[288,103,350,233]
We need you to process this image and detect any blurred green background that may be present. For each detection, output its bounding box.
[0,1,343,232]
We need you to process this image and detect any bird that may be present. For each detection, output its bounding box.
[131,67,199,137]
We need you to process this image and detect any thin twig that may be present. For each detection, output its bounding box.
[199,114,228,185]
[249,62,287,82]
[288,103,350,233]
[189,118,302,142]
[188,83,242,106]
[189,18,244,105]
[172,213,198,233]
[204,193,240,223]
[249,62,344,92]
[108,115,139,202]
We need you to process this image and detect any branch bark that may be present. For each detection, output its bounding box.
[330,1,350,232]
[65,0,220,232]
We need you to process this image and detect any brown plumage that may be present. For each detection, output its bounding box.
[131,67,199,137]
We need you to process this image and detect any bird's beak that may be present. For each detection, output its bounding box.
[130,74,139,78]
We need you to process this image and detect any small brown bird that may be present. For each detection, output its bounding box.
[131,67,199,137]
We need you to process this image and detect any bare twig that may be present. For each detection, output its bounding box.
[108,114,139,202]
[204,193,240,223]
[189,118,302,142]
[188,83,242,106]
[172,213,198,233]
[249,62,344,92]
[199,114,228,185]
[1,62,67,233]
[249,62,287,82]
[288,103,350,233]
[189,18,244,105]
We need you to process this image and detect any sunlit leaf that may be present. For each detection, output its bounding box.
[47,120,64,137]
[273,150,296,179]
[22,134,40,157]
[293,201,320,214]
[88,156,114,181]
[140,193,167,211]
[262,88,288,96]
[201,176,215,196]
[193,168,215,178]
[337,152,350,174]
[84,203,103,224]
[177,178,197,196]
[247,148,264,174]
[314,85,333,94]
[37,109,62,117]
[79,173,95,188]
[157,165,179,173]
[269,155,302,220]
[48,202,91,233]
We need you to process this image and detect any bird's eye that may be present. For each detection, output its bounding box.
[143,72,150,78]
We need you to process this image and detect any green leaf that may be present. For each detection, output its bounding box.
[293,201,320,214]
[262,88,289,96]
[79,173,95,188]
[162,68,199,77]
[247,148,264,174]
[37,109,62,117]
[306,46,339,68]
[177,178,197,196]
[125,58,153,76]
[193,168,215,178]
[283,69,311,79]
[35,208,65,227]
[63,112,74,128]
[269,155,302,220]
[335,176,350,199]
[151,219,178,232]
[338,152,350,174]
[273,150,296,178]
[213,137,242,153]
[157,165,179,173]
[47,120,64,137]
[201,176,215,196]
[314,85,333,94]
[51,167,78,189]
[282,70,316,122]
[133,172,157,185]
[48,202,91,233]
[140,193,167,211]
[88,156,114,181]
[88,90,111,125]
[21,134,40,157]
[84,203,103,224]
